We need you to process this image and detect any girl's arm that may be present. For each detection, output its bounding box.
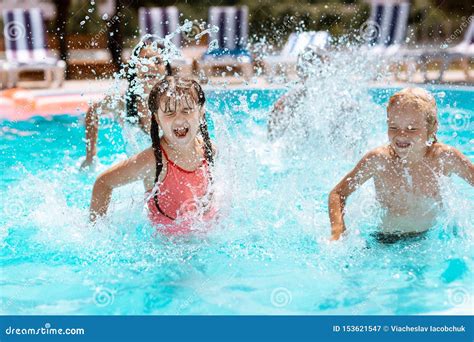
[441,145,474,186]
[328,149,379,240]
[90,148,155,222]
[81,96,125,168]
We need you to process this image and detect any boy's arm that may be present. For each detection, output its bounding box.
[442,146,474,186]
[81,96,124,168]
[90,148,154,222]
[267,95,288,140]
[328,150,379,240]
[81,102,100,168]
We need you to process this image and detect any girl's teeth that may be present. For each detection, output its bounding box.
[174,127,188,137]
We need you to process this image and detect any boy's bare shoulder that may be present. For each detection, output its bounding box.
[429,142,461,159]
[363,145,392,162]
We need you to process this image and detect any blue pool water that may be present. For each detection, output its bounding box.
[1,87,473,314]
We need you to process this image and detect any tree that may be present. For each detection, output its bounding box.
[53,0,71,77]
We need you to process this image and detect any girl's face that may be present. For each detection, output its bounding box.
[387,103,431,161]
[155,93,204,147]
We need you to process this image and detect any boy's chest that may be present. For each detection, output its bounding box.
[374,161,442,199]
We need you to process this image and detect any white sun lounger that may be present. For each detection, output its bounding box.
[138,6,193,75]
[419,17,474,82]
[199,6,253,79]
[2,8,66,88]
[365,0,410,56]
[263,31,330,78]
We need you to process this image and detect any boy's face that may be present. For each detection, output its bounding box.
[387,103,429,160]
[136,47,167,90]
[155,93,203,147]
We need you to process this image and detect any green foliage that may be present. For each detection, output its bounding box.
[1,0,463,45]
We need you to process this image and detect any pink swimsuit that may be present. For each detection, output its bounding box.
[146,146,216,234]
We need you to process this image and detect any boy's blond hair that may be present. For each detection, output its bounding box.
[387,88,438,142]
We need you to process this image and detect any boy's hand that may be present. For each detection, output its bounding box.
[89,211,97,223]
[80,156,96,169]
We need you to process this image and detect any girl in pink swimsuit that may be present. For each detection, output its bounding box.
[145,142,216,234]
[89,77,217,234]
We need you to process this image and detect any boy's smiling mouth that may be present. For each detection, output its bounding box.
[395,141,412,149]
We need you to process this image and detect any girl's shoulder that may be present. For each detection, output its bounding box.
[134,147,157,166]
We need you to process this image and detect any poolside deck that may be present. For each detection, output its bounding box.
[0,70,472,121]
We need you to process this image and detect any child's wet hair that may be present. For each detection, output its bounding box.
[387,87,438,142]
[125,40,172,121]
[148,77,206,113]
[148,77,213,216]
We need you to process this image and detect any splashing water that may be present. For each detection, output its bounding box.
[1,23,473,314]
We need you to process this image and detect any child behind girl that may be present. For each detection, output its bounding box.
[89,77,217,234]
[81,39,172,168]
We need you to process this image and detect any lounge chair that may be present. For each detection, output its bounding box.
[263,31,330,78]
[419,17,474,82]
[138,7,181,49]
[2,8,65,88]
[199,6,253,79]
[365,0,410,56]
[138,6,192,75]
[1,61,13,89]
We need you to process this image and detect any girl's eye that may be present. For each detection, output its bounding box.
[389,127,397,130]
[408,127,418,131]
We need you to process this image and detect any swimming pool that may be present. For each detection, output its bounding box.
[1,86,473,315]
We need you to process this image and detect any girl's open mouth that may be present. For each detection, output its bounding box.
[173,127,189,138]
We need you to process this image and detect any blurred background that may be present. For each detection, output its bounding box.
[0,0,472,81]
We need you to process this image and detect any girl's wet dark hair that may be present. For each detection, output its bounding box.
[148,77,213,217]
[125,41,172,122]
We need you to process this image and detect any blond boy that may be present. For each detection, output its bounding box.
[329,88,474,242]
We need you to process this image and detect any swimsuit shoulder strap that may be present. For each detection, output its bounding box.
[160,143,206,173]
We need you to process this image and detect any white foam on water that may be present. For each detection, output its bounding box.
[2,23,473,314]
